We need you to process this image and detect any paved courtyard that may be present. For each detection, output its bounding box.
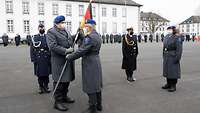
[0,42,200,113]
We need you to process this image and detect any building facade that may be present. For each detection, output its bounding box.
[179,16,200,36]
[140,12,170,37]
[0,0,142,39]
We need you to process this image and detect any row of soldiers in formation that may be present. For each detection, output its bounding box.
[0,31,198,47]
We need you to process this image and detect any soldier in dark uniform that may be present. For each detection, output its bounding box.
[66,19,103,113]
[2,33,9,47]
[118,34,122,43]
[156,34,159,43]
[161,33,164,42]
[47,15,75,111]
[110,34,114,44]
[101,34,106,44]
[30,24,51,94]
[122,27,138,82]
[106,34,109,44]
[144,34,148,43]
[162,26,183,92]
[186,35,190,42]
[149,34,153,43]
[192,35,195,42]
[15,34,21,46]
[26,34,32,46]
[138,34,142,43]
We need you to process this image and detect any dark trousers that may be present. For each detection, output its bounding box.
[167,78,178,87]
[53,82,70,103]
[125,70,133,78]
[88,91,102,106]
[38,76,49,87]
[3,43,8,47]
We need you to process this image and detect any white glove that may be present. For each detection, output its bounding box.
[65,47,74,54]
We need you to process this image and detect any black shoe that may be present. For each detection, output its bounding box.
[162,84,171,89]
[63,97,75,103]
[38,87,45,94]
[82,105,97,113]
[168,86,176,92]
[54,102,68,111]
[127,77,134,82]
[96,104,103,111]
[44,85,51,93]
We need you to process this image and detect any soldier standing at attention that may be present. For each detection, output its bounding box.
[162,26,183,92]
[122,27,138,82]
[30,24,51,94]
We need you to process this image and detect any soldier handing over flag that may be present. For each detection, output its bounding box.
[65,0,103,113]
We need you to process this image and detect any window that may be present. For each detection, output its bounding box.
[102,7,107,17]
[92,7,96,17]
[7,19,14,33]
[112,8,117,17]
[66,21,72,32]
[39,20,44,26]
[79,5,84,16]
[5,0,13,14]
[112,22,117,33]
[66,4,72,16]
[24,20,30,34]
[52,3,59,15]
[122,7,126,17]
[102,22,107,34]
[122,23,127,33]
[22,1,29,14]
[38,2,44,15]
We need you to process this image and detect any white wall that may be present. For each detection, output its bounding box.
[0,0,140,38]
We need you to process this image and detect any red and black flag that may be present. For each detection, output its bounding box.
[80,0,93,28]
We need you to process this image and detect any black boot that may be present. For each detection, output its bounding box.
[96,92,102,111]
[162,84,171,89]
[82,105,97,113]
[54,102,68,111]
[44,84,51,93]
[63,96,75,103]
[38,87,45,94]
[168,85,176,92]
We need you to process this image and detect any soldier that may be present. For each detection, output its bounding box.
[149,34,153,43]
[122,27,138,82]
[118,33,122,43]
[30,24,51,94]
[156,34,159,43]
[46,15,75,111]
[162,26,183,92]
[26,34,32,46]
[102,34,106,44]
[66,19,103,113]
[110,34,114,44]
[161,33,164,42]
[2,33,9,47]
[106,34,109,44]
[15,34,21,46]
[144,34,148,43]
[138,34,142,43]
[192,35,195,42]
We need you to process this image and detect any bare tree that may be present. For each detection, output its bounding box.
[142,12,166,36]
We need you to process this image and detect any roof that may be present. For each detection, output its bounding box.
[140,12,170,22]
[57,0,142,7]
[179,16,200,25]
